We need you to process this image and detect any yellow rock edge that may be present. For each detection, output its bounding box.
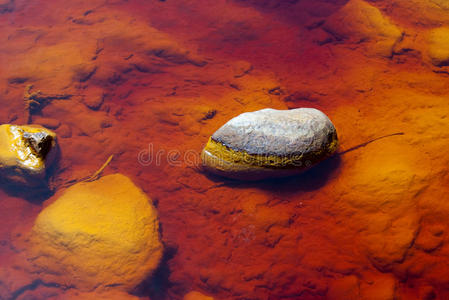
[0,124,56,173]
[201,137,338,178]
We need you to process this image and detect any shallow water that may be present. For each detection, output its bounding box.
[1,0,449,299]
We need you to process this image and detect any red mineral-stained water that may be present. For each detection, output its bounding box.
[1,0,449,299]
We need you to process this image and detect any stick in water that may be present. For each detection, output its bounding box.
[338,132,404,155]
[62,155,114,188]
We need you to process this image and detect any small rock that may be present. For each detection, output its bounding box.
[324,0,403,57]
[33,117,61,129]
[27,174,163,291]
[83,88,105,110]
[201,108,338,180]
[428,27,449,66]
[0,124,57,187]
[184,291,214,300]
[84,96,104,110]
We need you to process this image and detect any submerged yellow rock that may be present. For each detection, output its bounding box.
[28,174,163,292]
[0,124,57,186]
[428,27,449,66]
[324,0,403,57]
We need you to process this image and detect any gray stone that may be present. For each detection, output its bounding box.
[212,108,337,156]
[202,108,338,180]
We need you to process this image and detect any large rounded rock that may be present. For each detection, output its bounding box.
[27,174,163,292]
[201,108,338,180]
[0,124,57,187]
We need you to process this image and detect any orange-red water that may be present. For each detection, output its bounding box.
[1,0,449,299]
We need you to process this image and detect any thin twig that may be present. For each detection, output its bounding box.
[338,132,405,155]
[61,155,114,188]
[84,155,114,182]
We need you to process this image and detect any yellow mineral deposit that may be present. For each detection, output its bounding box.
[428,27,449,66]
[323,0,403,57]
[27,174,163,292]
[0,125,55,171]
[0,124,57,186]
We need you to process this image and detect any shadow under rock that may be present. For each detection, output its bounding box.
[0,147,61,204]
[132,241,179,300]
[0,180,54,204]
[203,154,342,195]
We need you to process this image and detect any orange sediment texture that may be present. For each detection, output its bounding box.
[1,0,449,299]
